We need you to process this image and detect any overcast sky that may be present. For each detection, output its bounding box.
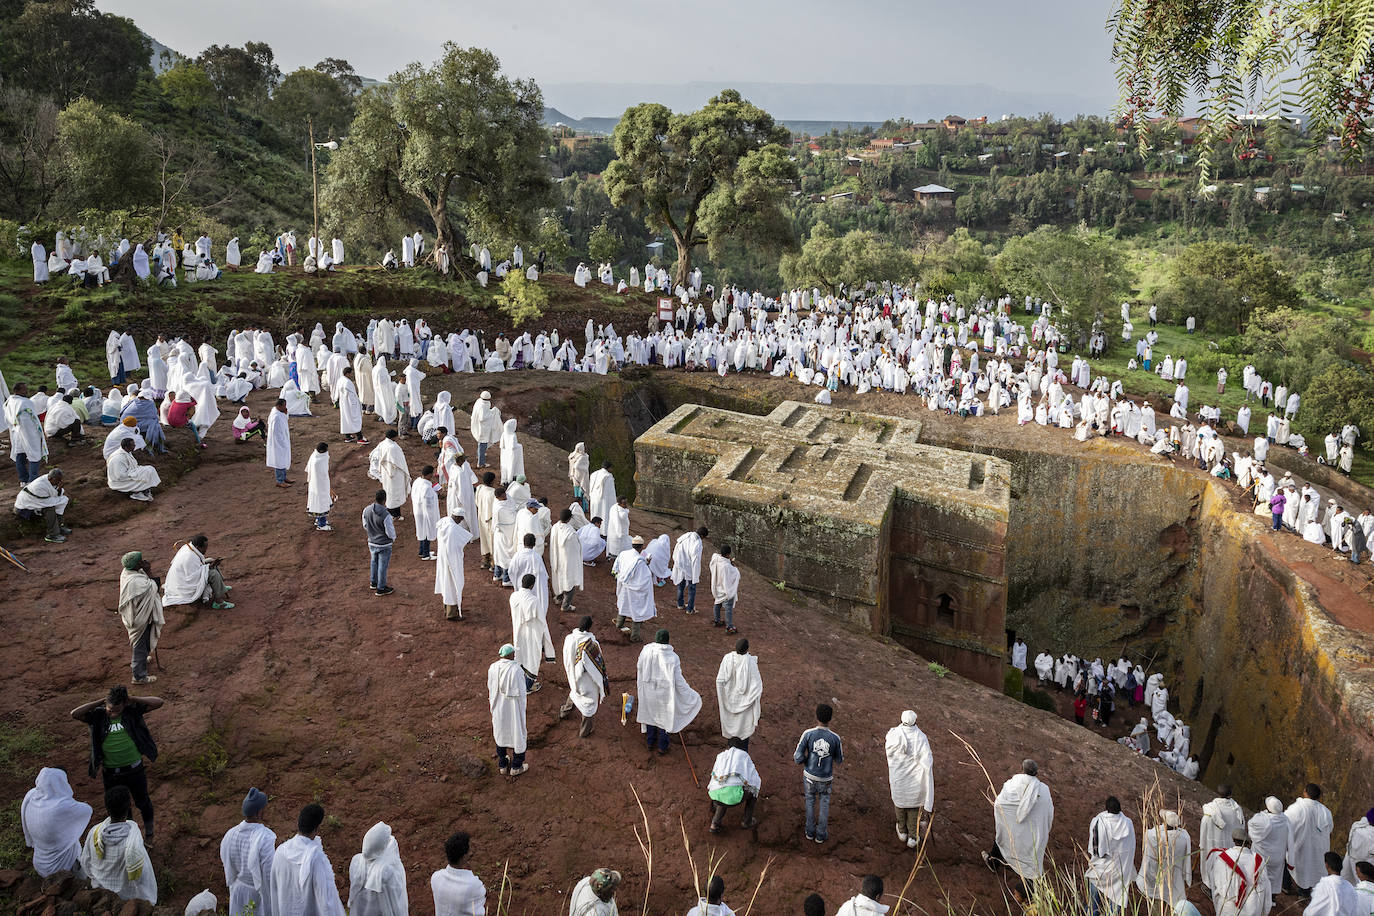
[100,0,1120,116]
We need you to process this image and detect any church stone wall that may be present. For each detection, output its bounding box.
[634,401,1011,688]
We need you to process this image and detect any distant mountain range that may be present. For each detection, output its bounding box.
[541,81,1117,133]
[140,31,1113,134]
[542,106,887,137]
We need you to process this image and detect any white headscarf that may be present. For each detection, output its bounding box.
[21,768,92,876]
[350,821,408,916]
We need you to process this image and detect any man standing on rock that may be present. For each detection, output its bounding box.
[220,787,275,916]
[271,803,345,916]
[984,759,1053,891]
[794,703,844,845]
[885,710,934,849]
[488,644,529,775]
[715,638,762,749]
[636,629,702,755]
[71,686,162,841]
[560,616,608,738]
[1201,785,1247,892]
[1286,784,1334,899]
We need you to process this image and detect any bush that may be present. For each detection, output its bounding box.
[1022,688,1057,712]
[1003,666,1024,700]
[0,219,23,262]
[494,272,548,327]
[1300,363,1374,448]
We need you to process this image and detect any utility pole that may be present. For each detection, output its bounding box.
[309,116,319,263]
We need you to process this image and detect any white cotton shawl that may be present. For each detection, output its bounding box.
[636,642,702,734]
[715,651,762,740]
[22,768,91,876]
[348,822,407,916]
[162,543,209,607]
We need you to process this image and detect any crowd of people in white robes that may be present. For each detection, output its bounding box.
[8,260,1374,916]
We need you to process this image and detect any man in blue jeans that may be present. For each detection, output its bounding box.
[794,703,843,844]
[362,489,396,596]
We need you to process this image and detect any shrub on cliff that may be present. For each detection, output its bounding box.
[494,272,548,327]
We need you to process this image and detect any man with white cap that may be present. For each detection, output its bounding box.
[1248,797,1289,900]
[488,644,529,775]
[220,787,276,916]
[885,710,934,848]
[1136,809,1191,907]
[614,535,656,643]
[469,391,500,468]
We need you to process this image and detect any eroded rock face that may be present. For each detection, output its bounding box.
[636,401,1011,688]
[913,416,1374,826]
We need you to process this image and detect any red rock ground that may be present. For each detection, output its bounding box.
[0,366,1323,916]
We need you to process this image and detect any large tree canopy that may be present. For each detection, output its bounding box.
[321,44,549,266]
[780,225,915,295]
[56,97,156,212]
[995,226,1133,341]
[197,41,280,114]
[604,90,797,288]
[0,0,150,108]
[1154,241,1300,333]
[1111,1,1374,171]
[270,67,356,148]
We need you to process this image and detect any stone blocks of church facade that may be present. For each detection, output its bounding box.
[634,401,1011,688]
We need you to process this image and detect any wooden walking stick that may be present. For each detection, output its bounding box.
[680,733,699,787]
